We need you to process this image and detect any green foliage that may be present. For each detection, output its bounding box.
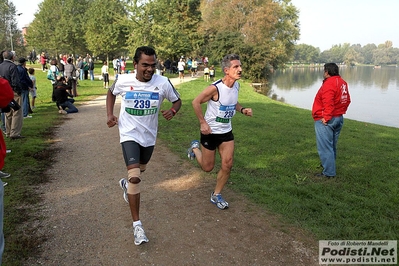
[0,0,25,55]
[26,0,90,57]
[85,0,128,61]
[293,44,320,63]
[126,0,202,61]
[199,0,300,81]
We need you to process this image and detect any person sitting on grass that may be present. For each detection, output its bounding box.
[52,77,78,114]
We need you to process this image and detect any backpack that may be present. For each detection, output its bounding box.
[47,67,59,81]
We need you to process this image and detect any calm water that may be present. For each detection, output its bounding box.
[262,66,399,128]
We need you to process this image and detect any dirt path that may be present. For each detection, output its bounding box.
[24,77,319,265]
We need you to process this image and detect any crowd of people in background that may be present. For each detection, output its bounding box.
[4,49,213,119]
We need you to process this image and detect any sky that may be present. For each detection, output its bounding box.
[13,0,399,51]
[290,0,399,50]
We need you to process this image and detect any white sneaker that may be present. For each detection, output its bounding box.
[134,224,149,245]
[59,110,67,115]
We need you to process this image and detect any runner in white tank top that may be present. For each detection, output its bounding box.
[188,54,253,210]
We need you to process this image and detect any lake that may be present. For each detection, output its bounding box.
[260,65,399,128]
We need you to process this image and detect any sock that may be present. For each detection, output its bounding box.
[133,220,142,227]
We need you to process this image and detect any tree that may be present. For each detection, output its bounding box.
[293,44,320,63]
[0,0,24,54]
[343,48,360,66]
[125,0,202,61]
[373,41,396,65]
[199,0,300,81]
[361,43,377,64]
[85,0,128,62]
[25,0,90,58]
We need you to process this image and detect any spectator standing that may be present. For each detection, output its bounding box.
[28,68,37,110]
[16,58,33,118]
[209,65,215,81]
[48,59,60,87]
[203,65,210,82]
[0,51,24,139]
[58,54,65,76]
[76,56,84,80]
[312,63,351,178]
[29,49,36,64]
[112,57,118,76]
[177,58,185,82]
[117,57,122,74]
[64,57,78,97]
[191,58,198,77]
[101,61,109,89]
[40,52,47,71]
[83,59,89,80]
[204,56,209,66]
[88,58,95,81]
[187,58,192,72]
[164,58,171,74]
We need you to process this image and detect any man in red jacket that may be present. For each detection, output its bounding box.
[312,63,351,178]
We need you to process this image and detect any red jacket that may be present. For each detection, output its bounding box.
[0,78,15,170]
[312,75,351,122]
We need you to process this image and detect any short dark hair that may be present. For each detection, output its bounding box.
[221,54,240,71]
[324,63,339,76]
[28,68,35,75]
[133,46,156,64]
[67,57,73,64]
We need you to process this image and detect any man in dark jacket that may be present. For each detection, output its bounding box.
[0,51,24,139]
[17,58,33,118]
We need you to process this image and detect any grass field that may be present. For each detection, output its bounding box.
[2,61,399,264]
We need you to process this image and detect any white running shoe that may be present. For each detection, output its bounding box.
[210,192,229,210]
[134,224,149,245]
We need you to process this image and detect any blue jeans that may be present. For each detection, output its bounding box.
[60,99,78,114]
[89,70,94,81]
[314,116,344,176]
[21,90,29,117]
[80,69,84,80]
[0,180,4,265]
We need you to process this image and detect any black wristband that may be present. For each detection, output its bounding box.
[240,107,245,114]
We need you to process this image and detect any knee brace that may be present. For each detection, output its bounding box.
[127,168,141,195]
[140,164,147,173]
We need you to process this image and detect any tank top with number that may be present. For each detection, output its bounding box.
[204,79,239,134]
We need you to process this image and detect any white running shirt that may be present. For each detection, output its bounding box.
[110,73,180,146]
[204,79,240,134]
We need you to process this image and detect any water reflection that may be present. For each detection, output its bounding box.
[260,66,399,128]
